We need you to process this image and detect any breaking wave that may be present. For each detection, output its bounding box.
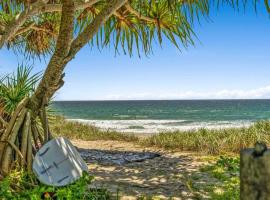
[67,119,253,134]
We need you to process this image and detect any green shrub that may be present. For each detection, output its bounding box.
[201,156,240,200]
[0,170,111,200]
[0,64,40,115]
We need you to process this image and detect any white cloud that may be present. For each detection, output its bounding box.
[104,85,270,100]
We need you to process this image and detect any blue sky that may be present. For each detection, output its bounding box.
[0,2,270,100]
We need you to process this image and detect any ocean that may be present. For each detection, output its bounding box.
[52,100,270,134]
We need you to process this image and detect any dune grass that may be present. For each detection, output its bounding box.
[51,116,139,142]
[141,121,270,154]
[51,117,270,155]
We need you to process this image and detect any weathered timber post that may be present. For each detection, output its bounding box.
[240,142,270,200]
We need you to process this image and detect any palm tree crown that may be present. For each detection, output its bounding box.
[1,0,268,57]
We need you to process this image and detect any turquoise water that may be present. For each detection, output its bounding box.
[52,100,270,133]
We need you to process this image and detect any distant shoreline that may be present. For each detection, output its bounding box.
[53,99,270,102]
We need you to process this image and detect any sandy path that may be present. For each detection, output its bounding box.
[71,140,213,200]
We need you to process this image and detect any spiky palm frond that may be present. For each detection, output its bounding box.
[6,13,60,58]
[0,64,41,116]
[0,0,269,57]
[76,0,210,56]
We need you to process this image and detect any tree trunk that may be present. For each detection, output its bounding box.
[0,0,127,175]
[0,0,75,175]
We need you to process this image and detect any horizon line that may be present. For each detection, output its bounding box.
[53,98,270,102]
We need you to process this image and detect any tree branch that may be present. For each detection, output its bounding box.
[14,22,36,36]
[31,26,57,36]
[31,0,127,113]
[0,0,100,48]
[41,0,100,13]
[0,0,49,48]
[65,0,127,62]
[0,24,4,34]
[8,23,57,42]
[125,3,156,23]
[124,1,189,24]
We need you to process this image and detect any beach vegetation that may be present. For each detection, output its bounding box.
[0,170,111,200]
[0,0,210,173]
[199,156,240,199]
[0,64,40,116]
[53,117,270,155]
[0,0,270,173]
[141,121,270,154]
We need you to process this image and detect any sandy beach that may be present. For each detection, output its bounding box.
[72,139,218,199]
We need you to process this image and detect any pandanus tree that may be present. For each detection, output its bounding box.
[0,0,269,174]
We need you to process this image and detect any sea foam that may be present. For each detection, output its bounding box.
[67,119,253,134]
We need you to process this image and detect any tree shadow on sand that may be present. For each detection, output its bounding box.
[78,148,218,199]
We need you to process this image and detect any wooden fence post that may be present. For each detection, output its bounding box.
[240,142,270,200]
